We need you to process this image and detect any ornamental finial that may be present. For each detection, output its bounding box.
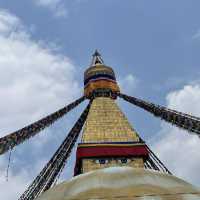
[91,49,104,66]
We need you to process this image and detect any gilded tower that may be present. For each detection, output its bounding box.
[74,51,148,175]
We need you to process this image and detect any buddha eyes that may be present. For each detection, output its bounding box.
[117,158,131,164]
[94,158,131,164]
[95,159,109,164]
[120,158,128,164]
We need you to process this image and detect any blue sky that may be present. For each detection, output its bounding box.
[2,0,199,136]
[1,1,200,199]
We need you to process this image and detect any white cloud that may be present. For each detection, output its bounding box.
[0,10,21,34]
[0,173,28,200]
[119,74,138,94]
[0,9,81,199]
[151,83,200,187]
[33,0,68,18]
[0,12,81,135]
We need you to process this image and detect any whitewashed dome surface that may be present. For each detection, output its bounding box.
[36,167,200,200]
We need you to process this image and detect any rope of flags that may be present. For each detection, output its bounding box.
[19,100,91,200]
[119,93,200,136]
[2,90,200,200]
[145,145,172,174]
[0,96,85,155]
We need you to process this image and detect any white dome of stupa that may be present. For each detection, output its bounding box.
[36,167,200,200]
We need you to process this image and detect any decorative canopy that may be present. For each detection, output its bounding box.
[84,51,120,98]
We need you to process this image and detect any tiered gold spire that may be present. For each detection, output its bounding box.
[74,51,147,175]
[84,50,120,98]
[79,97,145,173]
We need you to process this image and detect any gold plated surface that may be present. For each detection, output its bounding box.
[81,97,139,143]
[84,64,115,80]
[84,63,120,97]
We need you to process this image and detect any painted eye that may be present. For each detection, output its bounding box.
[95,159,109,164]
[118,158,131,164]
[99,159,106,164]
[121,158,128,164]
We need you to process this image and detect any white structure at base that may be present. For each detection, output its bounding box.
[36,167,200,200]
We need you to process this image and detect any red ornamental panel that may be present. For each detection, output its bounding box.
[77,145,148,159]
[74,144,149,175]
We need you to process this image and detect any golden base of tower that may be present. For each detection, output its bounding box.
[36,167,200,200]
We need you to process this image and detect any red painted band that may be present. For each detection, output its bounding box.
[76,145,149,159]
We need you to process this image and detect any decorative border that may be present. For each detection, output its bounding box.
[76,144,149,159]
[84,73,116,85]
[74,143,149,175]
[84,79,120,97]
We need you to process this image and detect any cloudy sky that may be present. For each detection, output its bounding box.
[0,0,200,199]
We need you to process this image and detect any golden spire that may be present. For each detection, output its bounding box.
[74,52,147,175]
